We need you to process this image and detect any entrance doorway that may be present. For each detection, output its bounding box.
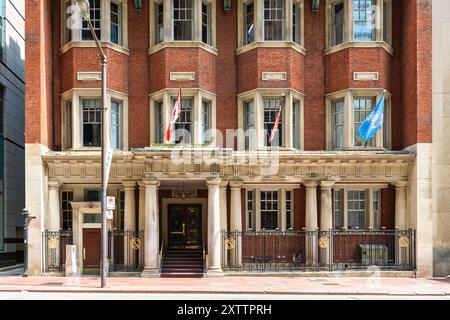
[83,228,101,274]
[168,204,202,250]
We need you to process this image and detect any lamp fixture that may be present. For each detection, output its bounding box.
[312,0,320,14]
[134,0,142,11]
[75,0,91,20]
[224,0,232,12]
[181,181,186,200]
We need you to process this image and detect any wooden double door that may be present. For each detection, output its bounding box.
[168,204,202,250]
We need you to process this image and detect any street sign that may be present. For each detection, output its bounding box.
[106,196,115,210]
[105,210,113,220]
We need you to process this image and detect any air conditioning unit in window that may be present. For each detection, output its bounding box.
[357,244,388,266]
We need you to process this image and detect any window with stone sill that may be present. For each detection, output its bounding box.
[62,0,126,46]
[240,93,303,151]
[326,0,392,49]
[150,0,214,47]
[246,189,295,231]
[61,191,74,231]
[328,90,391,150]
[333,188,382,230]
[239,0,304,49]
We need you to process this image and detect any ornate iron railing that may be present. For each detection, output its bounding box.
[108,230,144,272]
[222,229,416,272]
[42,230,73,273]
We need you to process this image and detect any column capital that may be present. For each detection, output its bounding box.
[142,177,160,187]
[320,181,335,189]
[122,180,137,189]
[48,181,61,190]
[303,180,319,188]
[206,177,222,187]
[229,181,243,189]
[219,181,229,188]
[393,181,408,189]
[137,181,146,189]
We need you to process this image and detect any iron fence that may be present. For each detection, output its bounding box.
[108,230,144,272]
[42,230,73,273]
[222,229,416,272]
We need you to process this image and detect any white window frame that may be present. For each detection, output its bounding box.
[333,186,385,230]
[61,0,129,53]
[110,0,123,45]
[149,0,217,53]
[245,187,295,232]
[238,89,304,151]
[325,0,392,54]
[237,0,305,55]
[150,88,217,146]
[60,190,74,231]
[61,88,129,151]
[326,89,391,150]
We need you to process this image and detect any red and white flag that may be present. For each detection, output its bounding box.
[165,88,182,142]
[268,97,285,144]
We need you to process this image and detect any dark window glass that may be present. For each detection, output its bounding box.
[174,0,193,40]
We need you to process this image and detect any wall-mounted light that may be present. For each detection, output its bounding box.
[224,0,232,12]
[134,0,142,12]
[312,0,320,14]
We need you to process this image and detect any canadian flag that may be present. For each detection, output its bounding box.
[165,88,182,142]
[268,97,285,144]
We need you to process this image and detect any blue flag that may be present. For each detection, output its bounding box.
[357,94,385,142]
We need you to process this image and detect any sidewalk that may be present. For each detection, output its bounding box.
[0,276,449,296]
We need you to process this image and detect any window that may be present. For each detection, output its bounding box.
[173,0,193,41]
[373,190,381,230]
[292,3,301,44]
[82,99,102,147]
[155,2,164,44]
[382,0,391,44]
[353,97,375,147]
[292,100,301,149]
[81,0,101,40]
[286,190,293,230]
[353,0,375,41]
[260,191,279,230]
[155,100,164,144]
[61,191,73,231]
[333,189,343,230]
[201,100,211,144]
[246,190,254,230]
[0,87,3,136]
[347,190,366,229]
[64,1,72,44]
[244,2,255,44]
[85,189,101,202]
[333,2,344,45]
[63,101,72,149]
[332,100,344,149]
[264,0,284,41]
[263,98,283,147]
[110,1,122,45]
[111,100,122,149]
[202,1,211,45]
[244,100,255,150]
[119,190,125,230]
[174,97,192,143]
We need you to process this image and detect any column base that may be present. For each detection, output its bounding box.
[141,268,160,278]
[206,267,224,278]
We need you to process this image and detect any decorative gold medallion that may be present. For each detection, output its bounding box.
[399,236,410,248]
[226,238,235,250]
[130,237,141,250]
[48,239,58,249]
[319,236,329,249]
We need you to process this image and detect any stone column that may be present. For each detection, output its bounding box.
[48,181,61,270]
[230,181,243,267]
[219,181,228,267]
[304,181,319,267]
[137,181,146,267]
[320,181,334,265]
[123,181,136,267]
[48,181,61,232]
[206,178,224,277]
[141,178,160,277]
[394,181,409,266]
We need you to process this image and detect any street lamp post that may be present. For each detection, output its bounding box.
[75,0,109,288]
